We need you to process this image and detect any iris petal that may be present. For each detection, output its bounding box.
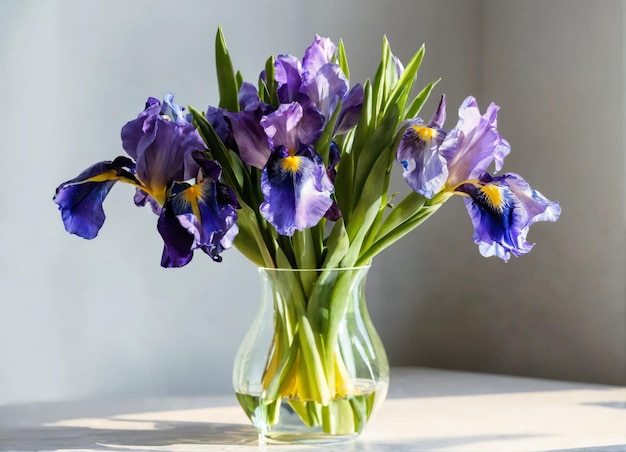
[440,96,511,188]
[135,118,205,203]
[335,83,364,135]
[307,64,348,121]
[261,102,324,151]
[428,94,446,129]
[260,146,333,236]
[275,55,305,104]
[157,161,239,268]
[121,95,204,205]
[157,204,195,268]
[227,110,272,169]
[302,35,336,82]
[458,173,561,261]
[397,120,448,198]
[53,156,139,239]
[121,100,161,159]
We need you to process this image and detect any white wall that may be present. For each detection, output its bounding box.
[0,0,483,405]
[370,0,626,386]
[0,0,623,406]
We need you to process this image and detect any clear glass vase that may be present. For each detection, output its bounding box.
[233,266,389,444]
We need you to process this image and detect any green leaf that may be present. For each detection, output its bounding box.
[236,206,275,267]
[342,148,391,266]
[235,70,244,90]
[405,78,440,119]
[292,228,318,272]
[189,106,242,189]
[264,55,279,108]
[337,39,350,81]
[384,44,425,116]
[376,191,427,240]
[215,26,239,112]
[353,104,399,197]
[349,79,373,161]
[313,98,342,165]
[357,203,441,265]
[232,212,265,267]
[371,36,392,125]
[322,219,350,269]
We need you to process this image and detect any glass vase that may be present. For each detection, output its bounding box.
[233,266,389,444]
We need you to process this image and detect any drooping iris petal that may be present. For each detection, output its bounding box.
[227,110,272,169]
[53,156,140,239]
[192,150,241,210]
[457,172,561,261]
[397,119,448,199]
[439,96,511,189]
[260,146,333,236]
[157,163,239,268]
[302,35,336,82]
[334,83,364,135]
[157,192,195,268]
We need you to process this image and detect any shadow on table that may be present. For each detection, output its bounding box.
[0,420,258,450]
[0,423,543,451]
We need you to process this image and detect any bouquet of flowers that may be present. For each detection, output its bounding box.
[53,27,560,441]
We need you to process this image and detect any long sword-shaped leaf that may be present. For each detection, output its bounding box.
[405,79,440,119]
[215,26,239,112]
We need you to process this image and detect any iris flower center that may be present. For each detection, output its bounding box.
[281,152,302,173]
[411,124,438,142]
[477,184,506,212]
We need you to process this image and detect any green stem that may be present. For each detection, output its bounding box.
[357,204,441,265]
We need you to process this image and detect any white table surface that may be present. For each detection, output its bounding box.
[0,367,624,451]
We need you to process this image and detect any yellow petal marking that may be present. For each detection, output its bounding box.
[183,184,205,227]
[479,184,505,212]
[411,124,438,142]
[281,155,302,173]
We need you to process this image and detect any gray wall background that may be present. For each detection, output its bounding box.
[0,0,623,405]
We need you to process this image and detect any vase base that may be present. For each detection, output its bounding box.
[236,381,387,445]
[259,431,358,445]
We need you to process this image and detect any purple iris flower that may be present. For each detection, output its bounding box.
[54,95,206,241]
[54,95,239,268]
[398,95,511,199]
[228,101,332,235]
[157,151,240,267]
[260,103,332,235]
[274,35,362,133]
[398,95,559,259]
[397,94,448,198]
[457,173,561,261]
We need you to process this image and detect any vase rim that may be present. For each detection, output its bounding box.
[257,265,371,272]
